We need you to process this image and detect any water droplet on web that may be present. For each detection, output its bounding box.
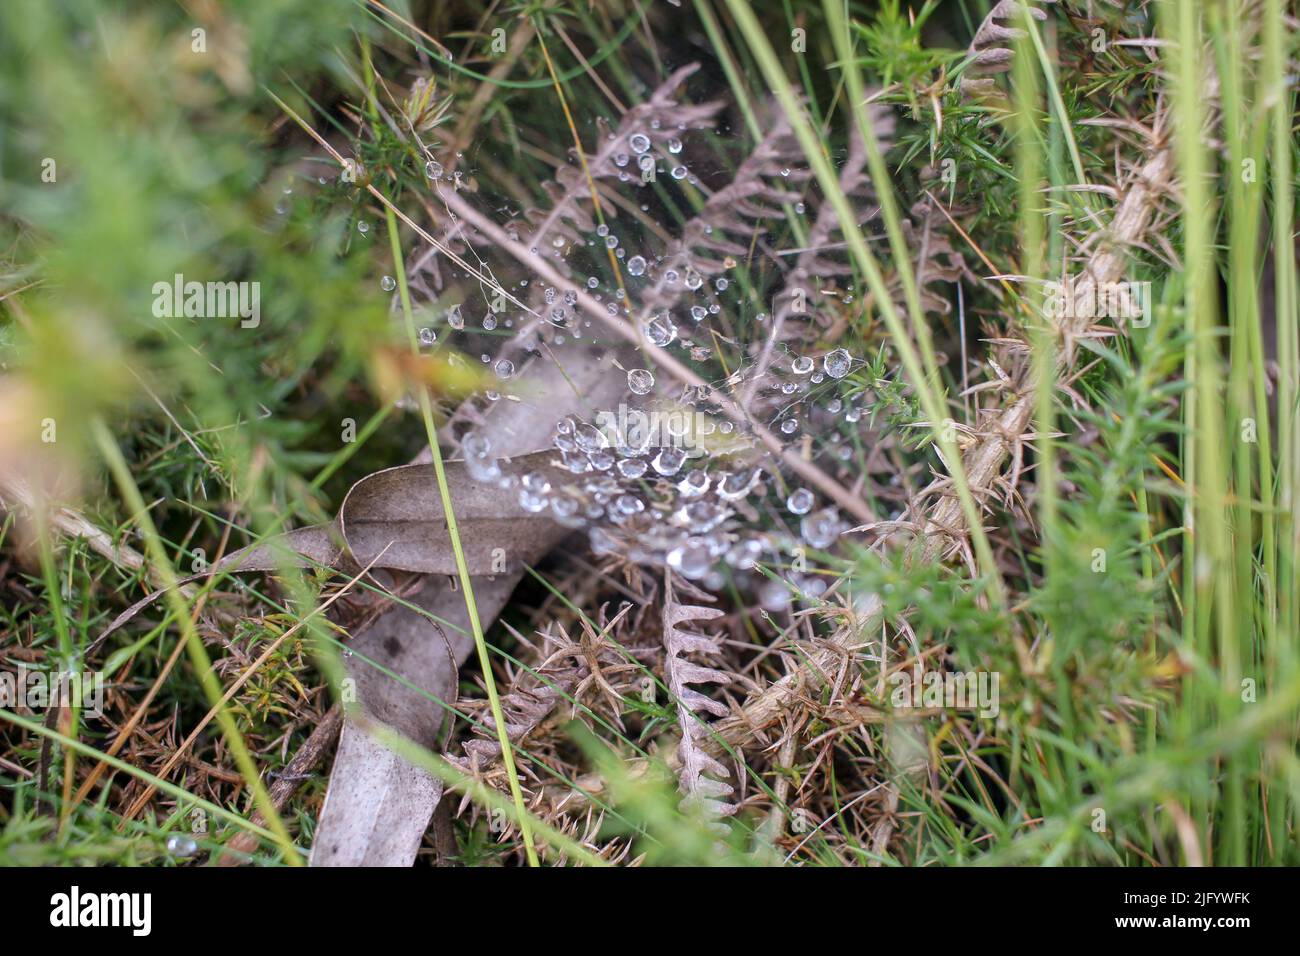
[678,470,710,497]
[717,468,760,500]
[425,160,443,179]
[380,275,396,292]
[617,457,648,479]
[690,305,707,321]
[629,132,651,154]
[628,368,655,394]
[823,348,852,379]
[646,314,677,347]
[614,153,630,168]
[791,356,814,374]
[419,327,436,346]
[780,418,799,435]
[447,305,464,329]
[519,471,552,513]
[786,488,814,514]
[759,578,791,611]
[166,835,199,858]
[495,358,515,379]
[357,220,369,234]
[615,493,645,515]
[726,539,762,569]
[667,137,683,154]
[667,540,711,578]
[671,166,687,180]
[551,496,580,519]
[627,255,647,276]
[462,431,501,482]
[800,508,842,549]
[653,446,686,476]
[483,314,497,331]
[575,422,606,451]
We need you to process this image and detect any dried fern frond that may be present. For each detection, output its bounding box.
[894,198,967,318]
[661,572,734,827]
[958,0,1059,100]
[457,624,585,767]
[514,64,724,254]
[638,108,809,318]
[453,602,641,769]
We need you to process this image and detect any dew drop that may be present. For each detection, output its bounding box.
[652,446,686,476]
[823,348,852,379]
[380,275,396,292]
[627,255,647,276]
[166,835,198,858]
[791,356,814,374]
[759,578,791,611]
[462,431,501,482]
[800,508,843,549]
[645,314,677,347]
[617,457,648,479]
[628,368,655,394]
[786,488,814,515]
[678,470,710,497]
[575,422,606,451]
[425,160,443,179]
[495,358,515,380]
[629,132,651,154]
[667,540,711,578]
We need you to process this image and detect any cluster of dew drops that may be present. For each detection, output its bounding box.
[458,345,863,612]
[375,129,875,610]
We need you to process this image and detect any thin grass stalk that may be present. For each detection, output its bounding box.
[1263,0,1298,862]
[384,208,541,866]
[1163,0,1233,862]
[1213,0,1255,864]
